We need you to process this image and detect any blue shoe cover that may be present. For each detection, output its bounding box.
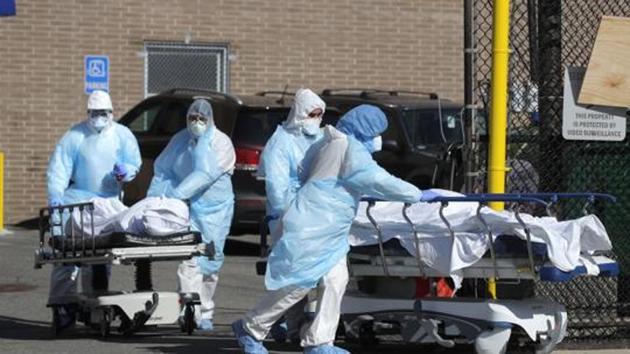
[270,319,288,343]
[232,320,269,354]
[304,345,350,354]
[197,318,213,331]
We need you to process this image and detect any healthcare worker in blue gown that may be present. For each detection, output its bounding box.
[147,98,235,332]
[46,90,142,329]
[257,88,326,342]
[232,104,437,354]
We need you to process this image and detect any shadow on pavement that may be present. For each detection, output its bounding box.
[224,237,261,257]
[0,314,484,353]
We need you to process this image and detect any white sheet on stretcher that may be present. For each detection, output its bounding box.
[349,189,612,289]
[67,197,190,236]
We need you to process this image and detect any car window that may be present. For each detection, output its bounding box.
[322,109,341,126]
[154,101,191,136]
[233,109,289,147]
[402,108,463,147]
[126,103,161,133]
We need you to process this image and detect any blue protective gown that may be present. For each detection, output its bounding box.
[47,121,142,204]
[258,125,322,219]
[265,132,421,290]
[46,120,141,305]
[147,126,235,274]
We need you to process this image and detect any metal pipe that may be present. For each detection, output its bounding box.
[476,204,499,280]
[438,202,456,242]
[402,203,425,276]
[513,206,536,275]
[464,0,477,193]
[487,0,512,298]
[366,201,389,276]
[487,0,511,210]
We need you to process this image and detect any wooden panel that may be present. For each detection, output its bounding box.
[578,16,630,108]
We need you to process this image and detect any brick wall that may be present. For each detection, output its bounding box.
[0,0,463,223]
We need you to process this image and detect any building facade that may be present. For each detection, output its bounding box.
[0,0,463,223]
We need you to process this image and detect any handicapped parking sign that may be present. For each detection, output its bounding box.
[84,55,109,94]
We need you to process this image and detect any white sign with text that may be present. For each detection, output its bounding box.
[562,67,626,141]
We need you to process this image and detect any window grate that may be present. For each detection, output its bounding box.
[144,41,229,97]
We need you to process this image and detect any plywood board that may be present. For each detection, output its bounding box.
[578,16,630,108]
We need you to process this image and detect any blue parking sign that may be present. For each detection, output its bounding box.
[84,55,109,94]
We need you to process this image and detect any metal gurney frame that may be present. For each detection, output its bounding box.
[34,201,213,337]
[341,192,618,354]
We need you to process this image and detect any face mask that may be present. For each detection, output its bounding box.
[89,113,111,132]
[188,121,207,137]
[302,118,322,136]
[364,135,383,153]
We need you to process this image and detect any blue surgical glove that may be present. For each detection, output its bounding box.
[112,163,128,182]
[418,190,441,202]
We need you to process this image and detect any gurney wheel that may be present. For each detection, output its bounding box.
[51,307,60,337]
[183,303,195,335]
[99,308,111,338]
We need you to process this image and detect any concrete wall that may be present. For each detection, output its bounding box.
[0,0,463,223]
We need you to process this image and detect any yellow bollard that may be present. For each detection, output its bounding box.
[0,152,4,231]
[487,0,512,299]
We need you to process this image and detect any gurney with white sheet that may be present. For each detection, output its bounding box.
[340,192,618,354]
[34,198,212,337]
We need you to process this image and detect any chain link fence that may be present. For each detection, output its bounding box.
[472,0,630,340]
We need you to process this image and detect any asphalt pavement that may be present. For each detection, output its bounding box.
[0,227,628,354]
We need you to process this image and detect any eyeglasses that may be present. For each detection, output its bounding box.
[88,109,112,118]
[187,114,209,123]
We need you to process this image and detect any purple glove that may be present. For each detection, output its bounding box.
[113,163,128,182]
[418,190,441,202]
[49,198,63,207]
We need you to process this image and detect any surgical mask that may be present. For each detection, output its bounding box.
[188,121,207,137]
[89,113,112,131]
[364,135,383,153]
[302,118,322,136]
[372,135,382,152]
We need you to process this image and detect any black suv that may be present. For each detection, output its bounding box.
[320,89,466,190]
[117,88,340,232]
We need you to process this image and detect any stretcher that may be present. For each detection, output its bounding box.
[34,201,213,337]
[340,193,618,354]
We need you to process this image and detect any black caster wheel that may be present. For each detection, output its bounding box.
[51,307,61,337]
[183,303,195,335]
[99,308,111,338]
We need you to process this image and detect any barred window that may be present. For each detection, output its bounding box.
[144,41,229,97]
